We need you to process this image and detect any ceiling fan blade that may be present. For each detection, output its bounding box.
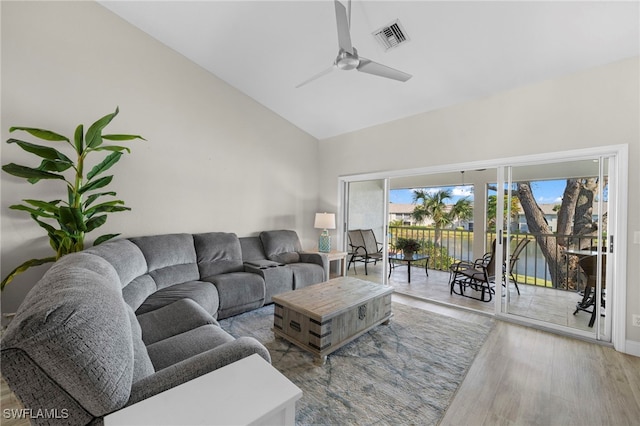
[356,57,412,82]
[296,65,336,88]
[334,0,353,54]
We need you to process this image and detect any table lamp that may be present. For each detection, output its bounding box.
[314,212,336,253]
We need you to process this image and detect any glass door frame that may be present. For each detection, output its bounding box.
[339,177,390,283]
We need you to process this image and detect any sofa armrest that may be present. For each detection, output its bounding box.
[126,337,270,406]
[244,259,284,268]
[299,252,328,271]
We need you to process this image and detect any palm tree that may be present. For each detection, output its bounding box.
[486,194,521,231]
[412,189,473,245]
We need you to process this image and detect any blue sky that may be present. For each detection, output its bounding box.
[390,180,568,205]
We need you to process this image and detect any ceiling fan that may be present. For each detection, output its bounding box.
[296,0,412,88]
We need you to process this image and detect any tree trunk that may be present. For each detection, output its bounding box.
[517,182,569,288]
[556,179,580,246]
[574,178,599,249]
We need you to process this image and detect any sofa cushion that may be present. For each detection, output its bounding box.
[137,299,218,345]
[260,230,303,264]
[84,239,148,288]
[194,232,244,278]
[205,273,265,319]
[122,274,158,311]
[126,307,155,382]
[136,281,220,316]
[146,325,235,371]
[239,236,267,261]
[130,234,199,289]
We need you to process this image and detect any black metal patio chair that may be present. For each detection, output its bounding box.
[347,229,383,275]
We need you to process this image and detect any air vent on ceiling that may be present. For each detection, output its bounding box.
[372,19,409,51]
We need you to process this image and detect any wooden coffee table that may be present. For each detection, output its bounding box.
[272,276,393,365]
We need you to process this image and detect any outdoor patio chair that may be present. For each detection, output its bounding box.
[450,239,498,302]
[504,238,531,295]
[347,229,383,275]
[573,251,606,327]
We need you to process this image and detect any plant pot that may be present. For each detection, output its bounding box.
[403,250,415,258]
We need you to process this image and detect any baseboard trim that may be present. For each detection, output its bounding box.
[624,339,640,357]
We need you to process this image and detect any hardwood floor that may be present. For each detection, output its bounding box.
[2,292,639,426]
[394,293,640,426]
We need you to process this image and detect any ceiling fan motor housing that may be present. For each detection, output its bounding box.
[336,48,359,70]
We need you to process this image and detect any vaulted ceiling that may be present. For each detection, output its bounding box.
[100,1,639,140]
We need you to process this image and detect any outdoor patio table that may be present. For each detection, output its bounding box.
[388,253,430,283]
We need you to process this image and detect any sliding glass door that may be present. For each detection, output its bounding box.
[337,146,625,347]
[499,157,614,341]
[343,179,388,283]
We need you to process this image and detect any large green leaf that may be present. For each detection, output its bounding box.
[23,199,62,213]
[33,158,74,173]
[2,163,66,181]
[30,214,63,252]
[91,145,131,154]
[87,152,122,181]
[9,127,69,142]
[102,134,146,141]
[86,107,119,149]
[10,204,56,219]
[59,206,86,232]
[31,213,58,235]
[74,124,84,154]
[85,215,107,232]
[83,191,117,208]
[79,175,113,194]
[85,203,130,218]
[26,159,74,184]
[1,257,57,290]
[94,233,120,246]
[6,139,73,163]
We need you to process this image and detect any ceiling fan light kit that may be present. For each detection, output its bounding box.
[296,0,412,88]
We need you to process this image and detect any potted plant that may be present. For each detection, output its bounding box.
[1,107,145,290]
[395,237,421,257]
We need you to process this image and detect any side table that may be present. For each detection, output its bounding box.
[104,354,302,425]
[312,250,348,279]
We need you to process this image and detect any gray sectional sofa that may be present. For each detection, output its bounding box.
[1,229,326,425]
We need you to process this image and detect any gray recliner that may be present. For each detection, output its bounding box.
[259,230,327,289]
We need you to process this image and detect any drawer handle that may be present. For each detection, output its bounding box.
[290,320,301,332]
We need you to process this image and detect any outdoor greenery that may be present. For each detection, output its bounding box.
[486,194,521,231]
[389,227,458,271]
[394,237,421,253]
[411,189,473,245]
[1,107,145,290]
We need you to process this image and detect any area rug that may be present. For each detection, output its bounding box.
[219,302,493,425]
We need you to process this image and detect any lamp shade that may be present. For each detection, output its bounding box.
[314,213,336,230]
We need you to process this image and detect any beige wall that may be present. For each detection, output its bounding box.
[319,58,640,346]
[1,1,320,313]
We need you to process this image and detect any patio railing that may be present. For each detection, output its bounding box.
[388,226,601,291]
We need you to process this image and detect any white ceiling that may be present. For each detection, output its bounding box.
[99,1,639,140]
